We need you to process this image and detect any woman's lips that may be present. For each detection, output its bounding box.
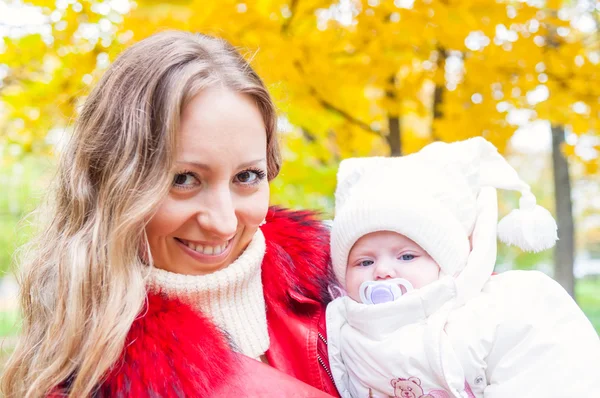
[175,237,234,264]
[178,238,231,255]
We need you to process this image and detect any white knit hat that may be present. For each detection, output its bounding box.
[330,137,558,288]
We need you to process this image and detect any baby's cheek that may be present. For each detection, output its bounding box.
[411,262,440,288]
[345,267,367,302]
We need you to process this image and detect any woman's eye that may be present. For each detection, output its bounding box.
[399,254,416,261]
[235,168,266,185]
[173,172,198,187]
[359,260,374,267]
[237,170,257,183]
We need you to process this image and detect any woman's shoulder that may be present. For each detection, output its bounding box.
[261,206,334,306]
[98,293,236,397]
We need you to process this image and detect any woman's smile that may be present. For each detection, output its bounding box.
[174,236,236,265]
[176,237,232,256]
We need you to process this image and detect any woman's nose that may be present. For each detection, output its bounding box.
[197,186,237,239]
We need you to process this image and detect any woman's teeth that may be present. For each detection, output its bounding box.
[185,241,228,255]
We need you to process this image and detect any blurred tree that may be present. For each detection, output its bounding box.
[1,0,598,292]
[538,1,599,296]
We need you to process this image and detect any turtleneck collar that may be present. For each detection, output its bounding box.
[147,228,269,360]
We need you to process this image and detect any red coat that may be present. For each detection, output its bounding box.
[96,207,340,397]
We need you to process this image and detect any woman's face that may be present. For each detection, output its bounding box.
[146,86,270,275]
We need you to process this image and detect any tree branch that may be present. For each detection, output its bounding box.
[281,0,299,34]
[293,60,382,136]
[309,87,382,135]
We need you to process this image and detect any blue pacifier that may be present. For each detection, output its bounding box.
[359,278,414,305]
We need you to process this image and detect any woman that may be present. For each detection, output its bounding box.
[2,31,339,397]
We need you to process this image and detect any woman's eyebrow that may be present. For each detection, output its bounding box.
[176,161,211,170]
[237,158,266,168]
[175,158,266,170]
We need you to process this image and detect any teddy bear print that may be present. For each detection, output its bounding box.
[390,376,450,398]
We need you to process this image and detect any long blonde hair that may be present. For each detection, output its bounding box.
[1,31,280,397]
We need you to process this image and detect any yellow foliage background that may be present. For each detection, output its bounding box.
[0,0,598,278]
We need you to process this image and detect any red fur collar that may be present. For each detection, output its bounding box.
[96,207,332,396]
[261,206,333,307]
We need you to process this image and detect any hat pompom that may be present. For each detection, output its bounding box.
[497,192,558,252]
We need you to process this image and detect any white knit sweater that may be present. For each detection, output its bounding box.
[147,229,270,360]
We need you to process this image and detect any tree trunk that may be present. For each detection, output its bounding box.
[431,47,447,142]
[433,84,444,121]
[386,75,402,156]
[551,125,575,298]
[387,115,401,156]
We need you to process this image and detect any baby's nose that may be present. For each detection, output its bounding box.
[373,261,396,279]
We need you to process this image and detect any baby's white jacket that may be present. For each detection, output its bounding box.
[327,190,600,398]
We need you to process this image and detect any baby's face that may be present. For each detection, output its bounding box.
[345,231,440,302]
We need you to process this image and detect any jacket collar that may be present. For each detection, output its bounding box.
[340,276,457,338]
[98,207,332,396]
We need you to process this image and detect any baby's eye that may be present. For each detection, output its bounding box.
[359,260,374,267]
[398,254,416,261]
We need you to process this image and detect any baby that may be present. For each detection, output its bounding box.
[326,137,600,398]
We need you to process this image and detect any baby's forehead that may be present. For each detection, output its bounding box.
[350,231,425,252]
